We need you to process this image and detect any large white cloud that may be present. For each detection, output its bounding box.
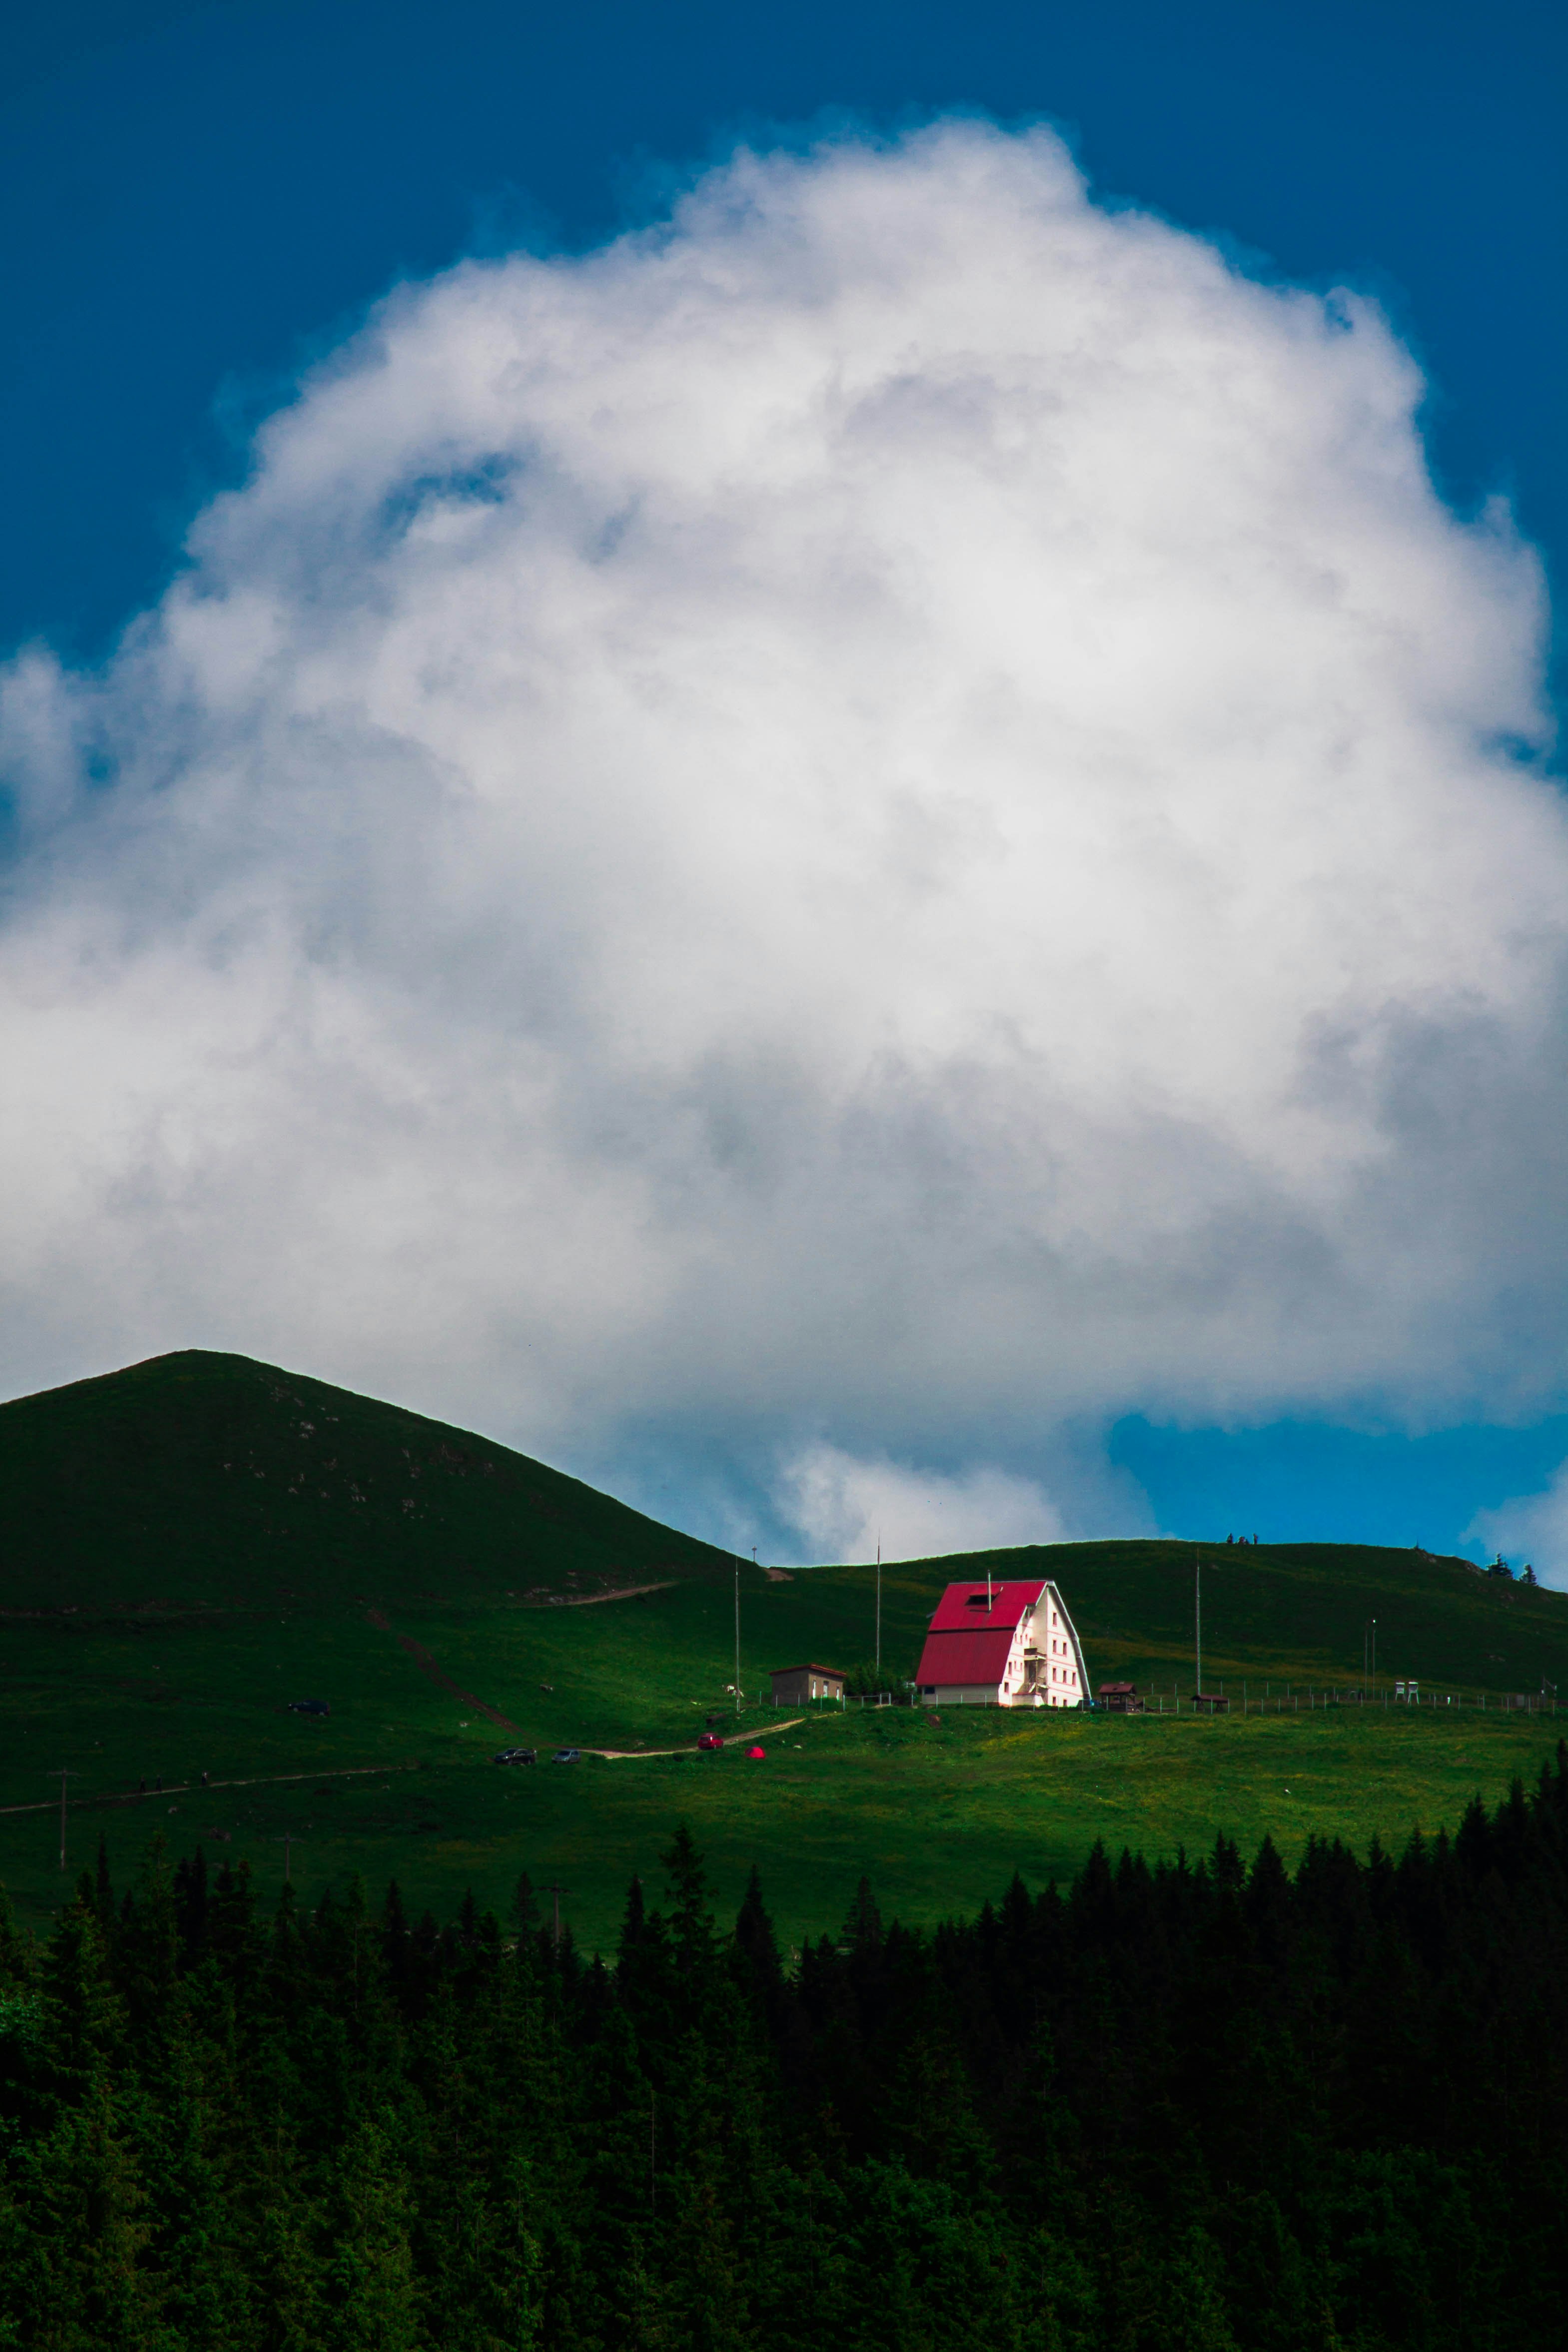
[1470,1468,1568,1586]
[1,121,1564,1554]
[777,1442,1067,1566]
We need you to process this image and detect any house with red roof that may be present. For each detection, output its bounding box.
[914,1578,1088,1708]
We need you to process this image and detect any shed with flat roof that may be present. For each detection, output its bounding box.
[769,1663,846,1703]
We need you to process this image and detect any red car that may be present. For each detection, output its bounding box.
[696,1732,725,1751]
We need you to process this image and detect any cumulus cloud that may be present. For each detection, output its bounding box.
[776,1443,1067,1564]
[1,120,1565,1553]
[1469,1470,1568,1587]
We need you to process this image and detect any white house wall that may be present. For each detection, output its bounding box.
[1042,1582,1088,1706]
[918,1581,1090,1709]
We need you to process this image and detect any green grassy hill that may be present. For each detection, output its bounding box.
[906,1533,1568,1702]
[2,1351,1565,1948]
[0,1348,732,1611]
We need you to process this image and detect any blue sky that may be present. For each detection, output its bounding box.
[2,0,1566,1569]
[6,2,1561,672]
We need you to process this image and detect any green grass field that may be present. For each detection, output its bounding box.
[3,1351,1566,1948]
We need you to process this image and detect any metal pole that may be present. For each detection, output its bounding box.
[48,1770,81,1873]
[549,1882,566,1944]
[876,1538,882,1672]
[1195,1556,1202,1699]
[734,1558,741,1716]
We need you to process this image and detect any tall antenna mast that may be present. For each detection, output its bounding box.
[50,1767,79,1872]
[876,1536,882,1670]
[734,1557,741,1716]
[1195,1555,1202,1698]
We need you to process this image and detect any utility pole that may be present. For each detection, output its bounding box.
[1195,1556,1202,1699]
[49,1768,79,1872]
[269,1832,303,1890]
[1371,1617,1376,1696]
[548,1882,567,1945]
[876,1536,882,1672]
[734,1557,741,1715]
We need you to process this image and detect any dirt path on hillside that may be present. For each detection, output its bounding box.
[518,1580,677,1608]
[0,1716,815,1815]
[366,1610,524,1733]
[591,1718,805,1759]
[362,1609,807,1759]
[0,1760,420,1818]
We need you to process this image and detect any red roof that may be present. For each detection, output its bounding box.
[926,1580,1047,1632]
[916,1580,1050,1689]
[916,1626,1017,1685]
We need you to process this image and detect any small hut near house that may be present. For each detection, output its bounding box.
[769,1664,846,1704]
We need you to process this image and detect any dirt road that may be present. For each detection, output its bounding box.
[0,1760,419,1819]
[591,1718,804,1758]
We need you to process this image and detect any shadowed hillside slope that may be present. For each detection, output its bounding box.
[0,1349,731,1612]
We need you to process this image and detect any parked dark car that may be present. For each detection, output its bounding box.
[697,1732,725,1751]
[493,1747,537,1765]
[288,1700,331,1718]
[552,1747,581,1763]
